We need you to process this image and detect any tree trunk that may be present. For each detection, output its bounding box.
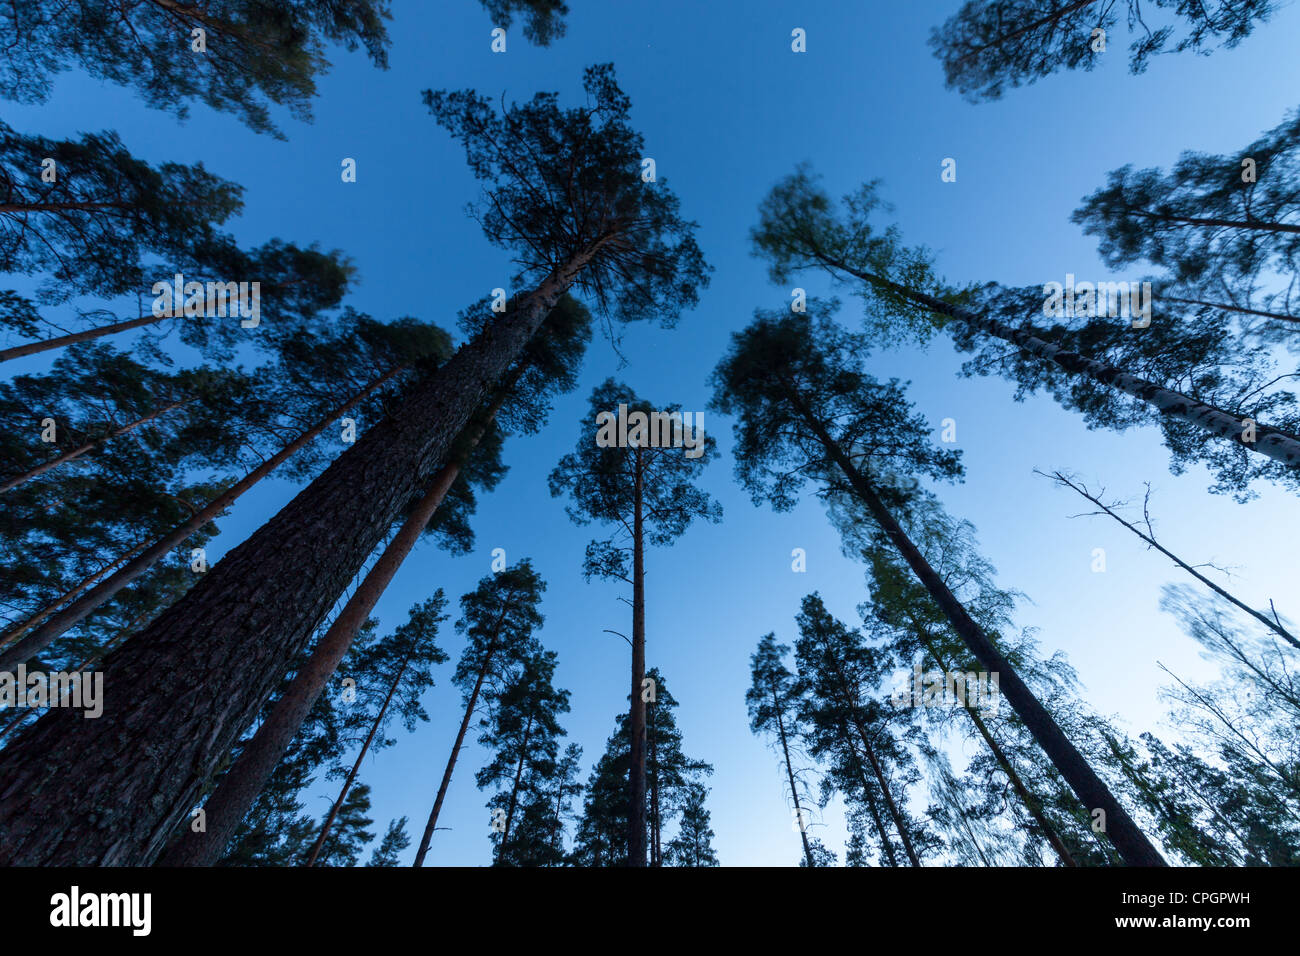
[0,245,600,866]
[1126,207,1300,236]
[915,626,1078,866]
[819,253,1300,471]
[0,536,152,648]
[413,657,492,867]
[648,700,660,866]
[0,398,190,493]
[1046,470,1299,648]
[1163,295,1300,325]
[0,363,408,674]
[773,685,816,867]
[847,737,899,866]
[627,446,648,868]
[303,654,410,867]
[159,392,510,866]
[498,716,534,862]
[0,311,172,364]
[798,399,1166,866]
[832,662,921,866]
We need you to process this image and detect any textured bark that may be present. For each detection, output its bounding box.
[0,364,407,674]
[159,392,508,866]
[772,684,815,867]
[798,398,1167,866]
[302,654,409,868]
[0,250,594,865]
[822,255,1300,471]
[627,446,648,868]
[0,398,190,493]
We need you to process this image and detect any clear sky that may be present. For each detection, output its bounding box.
[6,0,1300,866]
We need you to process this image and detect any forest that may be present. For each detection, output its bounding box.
[0,0,1296,873]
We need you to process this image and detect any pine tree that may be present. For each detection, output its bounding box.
[929,0,1275,102]
[412,562,547,865]
[477,0,568,45]
[747,635,818,866]
[0,65,707,865]
[662,784,718,867]
[367,817,412,867]
[710,302,1166,866]
[0,1,393,137]
[750,167,1300,490]
[550,381,721,867]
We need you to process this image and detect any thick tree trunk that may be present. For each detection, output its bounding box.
[801,403,1166,866]
[820,254,1300,471]
[159,392,509,866]
[772,686,815,867]
[0,248,597,865]
[0,364,408,673]
[627,447,648,868]
[303,654,410,867]
[0,398,190,493]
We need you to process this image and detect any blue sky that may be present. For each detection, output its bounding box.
[6,0,1300,865]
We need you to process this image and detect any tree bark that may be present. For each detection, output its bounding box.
[627,446,648,868]
[159,391,509,867]
[0,246,599,865]
[0,399,190,493]
[0,312,169,364]
[0,364,408,674]
[818,253,1300,472]
[796,396,1166,866]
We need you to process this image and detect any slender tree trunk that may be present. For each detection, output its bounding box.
[847,737,899,866]
[161,397,504,866]
[915,627,1078,866]
[797,399,1166,866]
[498,716,534,862]
[302,655,411,867]
[648,700,660,866]
[0,245,600,865]
[0,536,152,648]
[817,253,1300,471]
[0,364,408,674]
[627,447,648,868]
[1163,295,1300,325]
[1126,207,1300,236]
[1045,470,1299,648]
[831,663,920,866]
[1,398,190,493]
[413,654,494,867]
[772,685,816,867]
[0,312,171,364]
